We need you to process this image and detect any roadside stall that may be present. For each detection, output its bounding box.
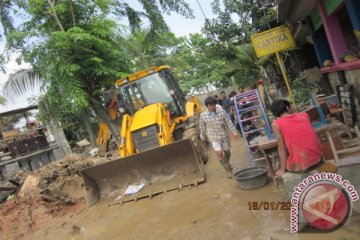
[0,106,56,184]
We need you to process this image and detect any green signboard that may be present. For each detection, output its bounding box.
[310,7,322,30]
[323,0,343,15]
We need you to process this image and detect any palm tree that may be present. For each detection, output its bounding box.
[1,70,96,148]
[125,29,181,70]
[225,43,270,87]
[2,70,42,103]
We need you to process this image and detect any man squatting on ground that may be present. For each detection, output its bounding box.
[200,96,238,178]
[270,99,336,177]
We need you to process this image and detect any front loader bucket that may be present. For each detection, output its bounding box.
[80,139,206,207]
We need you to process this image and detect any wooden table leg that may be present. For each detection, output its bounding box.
[342,109,352,140]
[355,125,360,141]
[327,131,339,165]
[259,149,278,186]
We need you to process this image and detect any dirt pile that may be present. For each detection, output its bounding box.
[0,153,118,240]
[9,153,118,202]
[0,194,86,240]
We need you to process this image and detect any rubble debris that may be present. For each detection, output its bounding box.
[5,154,112,201]
[7,170,31,187]
[0,153,116,239]
[0,190,14,202]
[0,183,17,202]
[89,147,99,157]
[76,139,91,147]
[41,189,76,205]
[4,153,115,203]
[6,194,15,201]
[0,183,17,192]
[18,174,41,198]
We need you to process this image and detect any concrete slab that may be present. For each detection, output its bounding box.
[17,174,40,198]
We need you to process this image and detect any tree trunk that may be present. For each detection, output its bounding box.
[47,0,65,31]
[87,95,121,145]
[83,112,96,146]
[68,0,76,27]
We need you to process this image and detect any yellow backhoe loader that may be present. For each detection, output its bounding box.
[80,65,207,206]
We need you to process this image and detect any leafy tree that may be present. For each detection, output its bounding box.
[0,0,14,39]
[125,28,182,70]
[203,0,275,59]
[0,0,194,145]
[168,33,227,95]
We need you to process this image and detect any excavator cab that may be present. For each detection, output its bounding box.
[116,67,186,119]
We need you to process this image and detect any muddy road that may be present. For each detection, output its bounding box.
[1,138,360,240]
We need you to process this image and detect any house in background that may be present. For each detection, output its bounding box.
[0,103,72,184]
[277,0,360,127]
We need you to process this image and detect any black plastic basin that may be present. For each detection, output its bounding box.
[234,167,268,190]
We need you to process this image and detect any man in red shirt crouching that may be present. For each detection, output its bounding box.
[270,99,324,177]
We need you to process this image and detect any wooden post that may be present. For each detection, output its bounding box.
[275,51,295,105]
[327,131,339,165]
[355,125,360,141]
[316,0,347,64]
[23,112,31,130]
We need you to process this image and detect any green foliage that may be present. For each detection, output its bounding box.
[225,43,270,87]
[125,28,181,70]
[169,34,227,95]
[0,0,15,38]
[30,20,130,114]
[0,0,194,142]
[203,0,275,59]
[292,74,317,104]
[0,95,6,105]
[121,31,227,95]
[0,53,5,73]
[157,0,193,17]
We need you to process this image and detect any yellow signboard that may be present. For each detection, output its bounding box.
[251,26,295,57]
